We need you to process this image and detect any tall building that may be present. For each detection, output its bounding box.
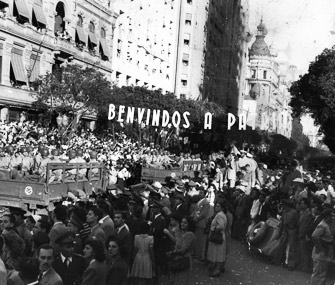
[202,0,250,115]
[0,0,117,126]
[243,20,294,138]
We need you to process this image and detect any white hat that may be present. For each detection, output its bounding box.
[240,150,247,153]
[263,164,268,169]
[152,181,162,189]
[236,185,246,192]
[316,189,327,197]
[240,181,249,187]
[254,184,261,190]
[293,178,304,184]
[246,153,253,158]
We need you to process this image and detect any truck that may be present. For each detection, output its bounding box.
[0,162,106,212]
[141,159,204,183]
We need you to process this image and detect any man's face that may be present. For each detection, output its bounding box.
[33,221,43,235]
[199,190,206,199]
[38,248,54,272]
[61,241,75,258]
[1,216,13,230]
[114,214,124,227]
[86,210,97,225]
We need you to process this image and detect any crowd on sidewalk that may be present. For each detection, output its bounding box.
[0,120,334,284]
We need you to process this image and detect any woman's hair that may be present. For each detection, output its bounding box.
[84,238,106,262]
[106,236,128,259]
[180,216,196,233]
[139,221,150,234]
[3,231,25,259]
[216,200,228,214]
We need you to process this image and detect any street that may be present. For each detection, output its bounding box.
[162,239,312,285]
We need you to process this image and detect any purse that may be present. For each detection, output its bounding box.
[209,227,223,244]
[168,253,190,272]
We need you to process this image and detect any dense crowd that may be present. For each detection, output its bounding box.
[0,120,334,284]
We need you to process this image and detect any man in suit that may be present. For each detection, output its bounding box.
[150,200,168,284]
[53,231,87,285]
[191,186,210,260]
[172,194,187,216]
[37,244,63,285]
[86,206,106,243]
[297,198,313,273]
[49,205,68,256]
[97,200,114,240]
[113,211,132,261]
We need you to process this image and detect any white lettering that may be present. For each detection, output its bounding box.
[172,111,181,128]
[182,112,190,128]
[162,110,170,127]
[204,112,212,129]
[108,104,115,120]
[239,113,247,130]
[126,107,135,124]
[152,109,160,126]
[137,108,146,124]
[228,113,236,130]
[145,109,151,125]
[117,105,125,122]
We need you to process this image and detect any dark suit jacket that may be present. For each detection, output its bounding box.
[40,267,63,285]
[173,203,188,216]
[80,260,107,285]
[112,226,132,261]
[100,216,114,240]
[53,253,87,285]
[7,270,25,285]
[298,209,313,238]
[106,257,128,285]
[195,198,210,228]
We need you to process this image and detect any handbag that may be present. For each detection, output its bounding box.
[168,253,190,272]
[209,228,223,244]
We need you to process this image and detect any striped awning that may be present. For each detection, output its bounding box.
[11,53,27,82]
[29,54,40,81]
[76,25,86,44]
[88,32,97,46]
[33,2,46,26]
[14,0,30,20]
[0,0,9,7]
[100,39,110,58]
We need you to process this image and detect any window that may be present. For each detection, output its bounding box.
[184,33,190,45]
[100,28,106,38]
[136,79,140,85]
[187,0,192,4]
[77,15,83,26]
[54,2,65,34]
[251,70,256,78]
[181,79,187,86]
[32,2,47,30]
[182,53,189,66]
[185,13,192,25]
[89,21,95,33]
[263,70,267,79]
[13,0,30,24]
[126,75,131,85]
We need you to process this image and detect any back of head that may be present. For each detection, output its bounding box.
[19,257,40,282]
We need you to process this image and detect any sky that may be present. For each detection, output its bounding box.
[249,0,335,74]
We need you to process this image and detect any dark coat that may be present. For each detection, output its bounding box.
[53,253,87,285]
[80,260,107,285]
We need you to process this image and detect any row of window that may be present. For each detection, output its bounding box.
[251,69,267,79]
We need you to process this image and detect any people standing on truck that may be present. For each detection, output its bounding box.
[49,149,64,183]
[0,146,10,179]
[20,147,34,177]
[35,148,51,182]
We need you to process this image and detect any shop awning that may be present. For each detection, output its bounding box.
[11,53,27,82]
[33,2,47,26]
[88,32,97,46]
[14,0,30,20]
[76,25,86,44]
[29,54,40,81]
[100,39,110,58]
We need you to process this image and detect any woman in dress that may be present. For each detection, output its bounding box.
[130,222,154,284]
[207,200,227,277]
[106,237,128,285]
[81,237,107,285]
[168,216,196,285]
[164,212,183,249]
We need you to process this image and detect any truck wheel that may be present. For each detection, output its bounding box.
[249,222,268,245]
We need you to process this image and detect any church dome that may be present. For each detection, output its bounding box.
[249,20,270,57]
[249,83,263,99]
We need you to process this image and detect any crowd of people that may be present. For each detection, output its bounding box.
[0,120,334,284]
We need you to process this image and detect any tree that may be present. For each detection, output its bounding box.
[31,64,111,142]
[289,47,335,153]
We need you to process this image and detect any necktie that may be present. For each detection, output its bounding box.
[64,257,69,267]
[38,273,43,282]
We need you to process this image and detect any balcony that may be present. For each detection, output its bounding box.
[0,84,35,107]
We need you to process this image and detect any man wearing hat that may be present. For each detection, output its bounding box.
[172,193,187,216]
[192,186,210,260]
[282,159,303,193]
[310,208,334,285]
[150,200,169,282]
[53,231,87,285]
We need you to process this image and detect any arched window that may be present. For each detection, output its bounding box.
[100,27,106,38]
[89,21,95,33]
[54,2,65,34]
[77,15,83,26]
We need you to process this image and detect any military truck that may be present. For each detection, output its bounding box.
[0,162,106,212]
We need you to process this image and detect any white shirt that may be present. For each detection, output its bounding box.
[60,253,72,264]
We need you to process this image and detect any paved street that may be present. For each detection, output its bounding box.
[162,239,312,285]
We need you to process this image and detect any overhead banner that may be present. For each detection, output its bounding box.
[108,104,247,130]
